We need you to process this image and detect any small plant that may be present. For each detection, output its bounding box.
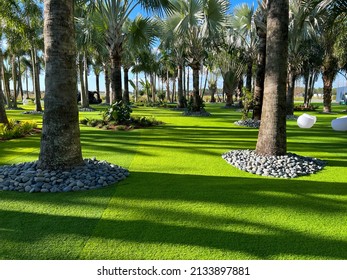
[294,104,319,111]
[103,101,132,124]
[241,88,254,120]
[0,119,38,140]
[131,116,163,128]
[116,125,127,131]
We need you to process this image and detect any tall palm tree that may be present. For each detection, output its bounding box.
[38,0,83,169]
[167,0,229,112]
[0,40,8,124]
[252,0,267,120]
[159,14,187,108]
[83,0,169,103]
[256,0,289,156]
[286,0,317,115]
[229,3,257,92]
[123,15,158,104]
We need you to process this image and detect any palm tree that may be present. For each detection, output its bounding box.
[123,15,158,104]
[229,3,257,92]
[0,42,8,124]
[159,14,188,108]
[256,0,289,156]
[83,0,169,103]
[252,0,267,120]
[167,0,229,112]
[286,0,317,116]
[38,0,83,169]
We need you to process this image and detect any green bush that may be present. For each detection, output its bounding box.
[103,101,132,124]
[0,119,38,140]
[294,104,319,111]
[131,116,162,127]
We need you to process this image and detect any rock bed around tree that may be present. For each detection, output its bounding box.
[234,119,260,128]
[0,158,129,193]
[182,109,211,117]
[222,150,326,179]
[22,111,44,115]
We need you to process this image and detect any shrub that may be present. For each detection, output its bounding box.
[294,104,319,111]
[103,101,132,124]
[131,116,162,127]
[0,120,38,140]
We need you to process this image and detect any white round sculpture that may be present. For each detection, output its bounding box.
[297,113,317,128]
[331,116,347,131]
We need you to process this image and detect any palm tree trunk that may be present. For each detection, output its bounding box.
[187,66,190,98]
[166,70,170,101]
[0,50,10,108]
[83,51,89,108]
[183,65,186,98]
[123,67,130,104]
[0,90,8,125]
[2,65,11,107]
[322,72,333,113]
[246,59,253,92]
[26,69,29,99]
[135,71,139,103]
[11,55,18,108]
[191,63,202,111]
[18,56,24,102]
[0,56,8,124]
[177,64,185,108]
[31,47,42,112]
[286,70,296,115]
[78,54,87,107]
[95,73,100,96]
[202,68,209,98]
[150,74,156,103]
[256,0,288,156]
[252,30,266,120]
[104,63,110,104]
[39,0,83,170]
[110,49,122,102]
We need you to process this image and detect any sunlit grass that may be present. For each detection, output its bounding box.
[0,102,346,259]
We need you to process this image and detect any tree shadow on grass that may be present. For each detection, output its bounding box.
[0,172,346,260]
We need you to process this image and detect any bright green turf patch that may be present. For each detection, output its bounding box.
[0,103,347,259]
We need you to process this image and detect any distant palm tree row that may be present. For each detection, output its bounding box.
[0,0,346,168]
[0,1,346,113]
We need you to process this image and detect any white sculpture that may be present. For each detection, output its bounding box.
[297,113,317,128]
[331,116,347,131]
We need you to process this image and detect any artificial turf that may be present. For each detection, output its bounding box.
[0,103,346,259]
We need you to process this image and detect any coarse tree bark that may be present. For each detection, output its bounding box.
[123,67,130,104]
[83,51,89,108]
[256,0,288,156]
[110,49,123,103]
[286,70,296,115]
[38,0,83,170]
[246,58,253,92]
[11,55,18,108]
[252,27,266,121]
[104,63,110,104]
[177,64,185,108]
[191,62,203,111]
[0,57,9,124]
[78,53,87,107]
[31,47,42,112]
[166,70,170,101]
[321,51,337,113]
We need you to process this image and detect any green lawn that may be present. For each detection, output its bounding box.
[0,103,347,259]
